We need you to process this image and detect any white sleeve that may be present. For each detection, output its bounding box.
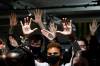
[65,63,71,66]
[35,60,49,66]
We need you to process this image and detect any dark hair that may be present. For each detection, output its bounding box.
[29,34,43,41]
[77,37,88,46]
[47,42,62,53]
[28,34,43,47]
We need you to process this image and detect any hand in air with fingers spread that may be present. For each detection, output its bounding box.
[32,9,45,29]
[33,9,43,23]
[56,18,72,35]
[89,19,100,35]
[20,17,38,35]
[41,22,57,41]
[9,12,17,27]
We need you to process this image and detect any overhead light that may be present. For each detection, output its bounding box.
[28,13,32,16]
[28,10,32,16]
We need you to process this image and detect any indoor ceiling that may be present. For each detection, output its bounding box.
[0,0,100,16]
[0,0,99,9]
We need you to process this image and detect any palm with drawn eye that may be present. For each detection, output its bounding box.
[20,17,37,35]
[41,22,57,40]
[56,18,72,35]
[10,12,17,27]
[89,19,100,35]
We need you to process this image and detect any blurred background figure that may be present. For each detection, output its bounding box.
[7,34,19,51]
[0,38,6,55]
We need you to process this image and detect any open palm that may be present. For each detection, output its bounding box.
[89,19,100,35]
[56,18,72,35]
[33,9,43,23]
[20,17,37,35]
[10,12,17,27]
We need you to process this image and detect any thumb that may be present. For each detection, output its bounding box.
[32,28,38,32]
[56,31,62,34]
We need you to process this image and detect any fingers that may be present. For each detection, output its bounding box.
[33,9,43,16]
[24,18,27,25]
[67,20,72,30]
[62,17,67,21]
[33,9,37,16]
[20,21,23,27]
[62,18,72,28]
[29,18,32,26]
[26,17,29,22]
[92,19,97,26]
[9,12,17,26]
[49,22,53,30]
[69,20,72,25]
[90,19,98,28]
[38,9,42,16]
[49,22,57,32]
[62,22,67,29]
[24,17,32,25]
[32,28,38,32]
[89,23,92,30]
[55,25,57,30]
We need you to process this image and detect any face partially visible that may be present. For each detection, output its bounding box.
[9,36,13,39]
[73,56,80,64]
[9,36,15,42]
[47,47,61,57]
[47,47,62,65]
[77,41,86,51]
[31,40,41,47]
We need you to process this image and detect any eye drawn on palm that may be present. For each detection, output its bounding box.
[10,12,17,27]
[20,17,38,35]
[41,22,57,41]
[89,19,100,35]
[56,18,72,35]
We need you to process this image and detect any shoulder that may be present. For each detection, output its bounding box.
[64,63,71,66]
[35,60,49,66]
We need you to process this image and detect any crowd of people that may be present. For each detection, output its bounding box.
[0,9,100,66]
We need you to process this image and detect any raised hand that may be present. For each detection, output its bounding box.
[41,22,57,40]
[9,37,19,47]
[56,18,72,35]
[89,19,100,35]
[9,12,17,27]
[33,9,43,23]
[20,17,37,35]
[49,22,57,34]
[32,9,45,29]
